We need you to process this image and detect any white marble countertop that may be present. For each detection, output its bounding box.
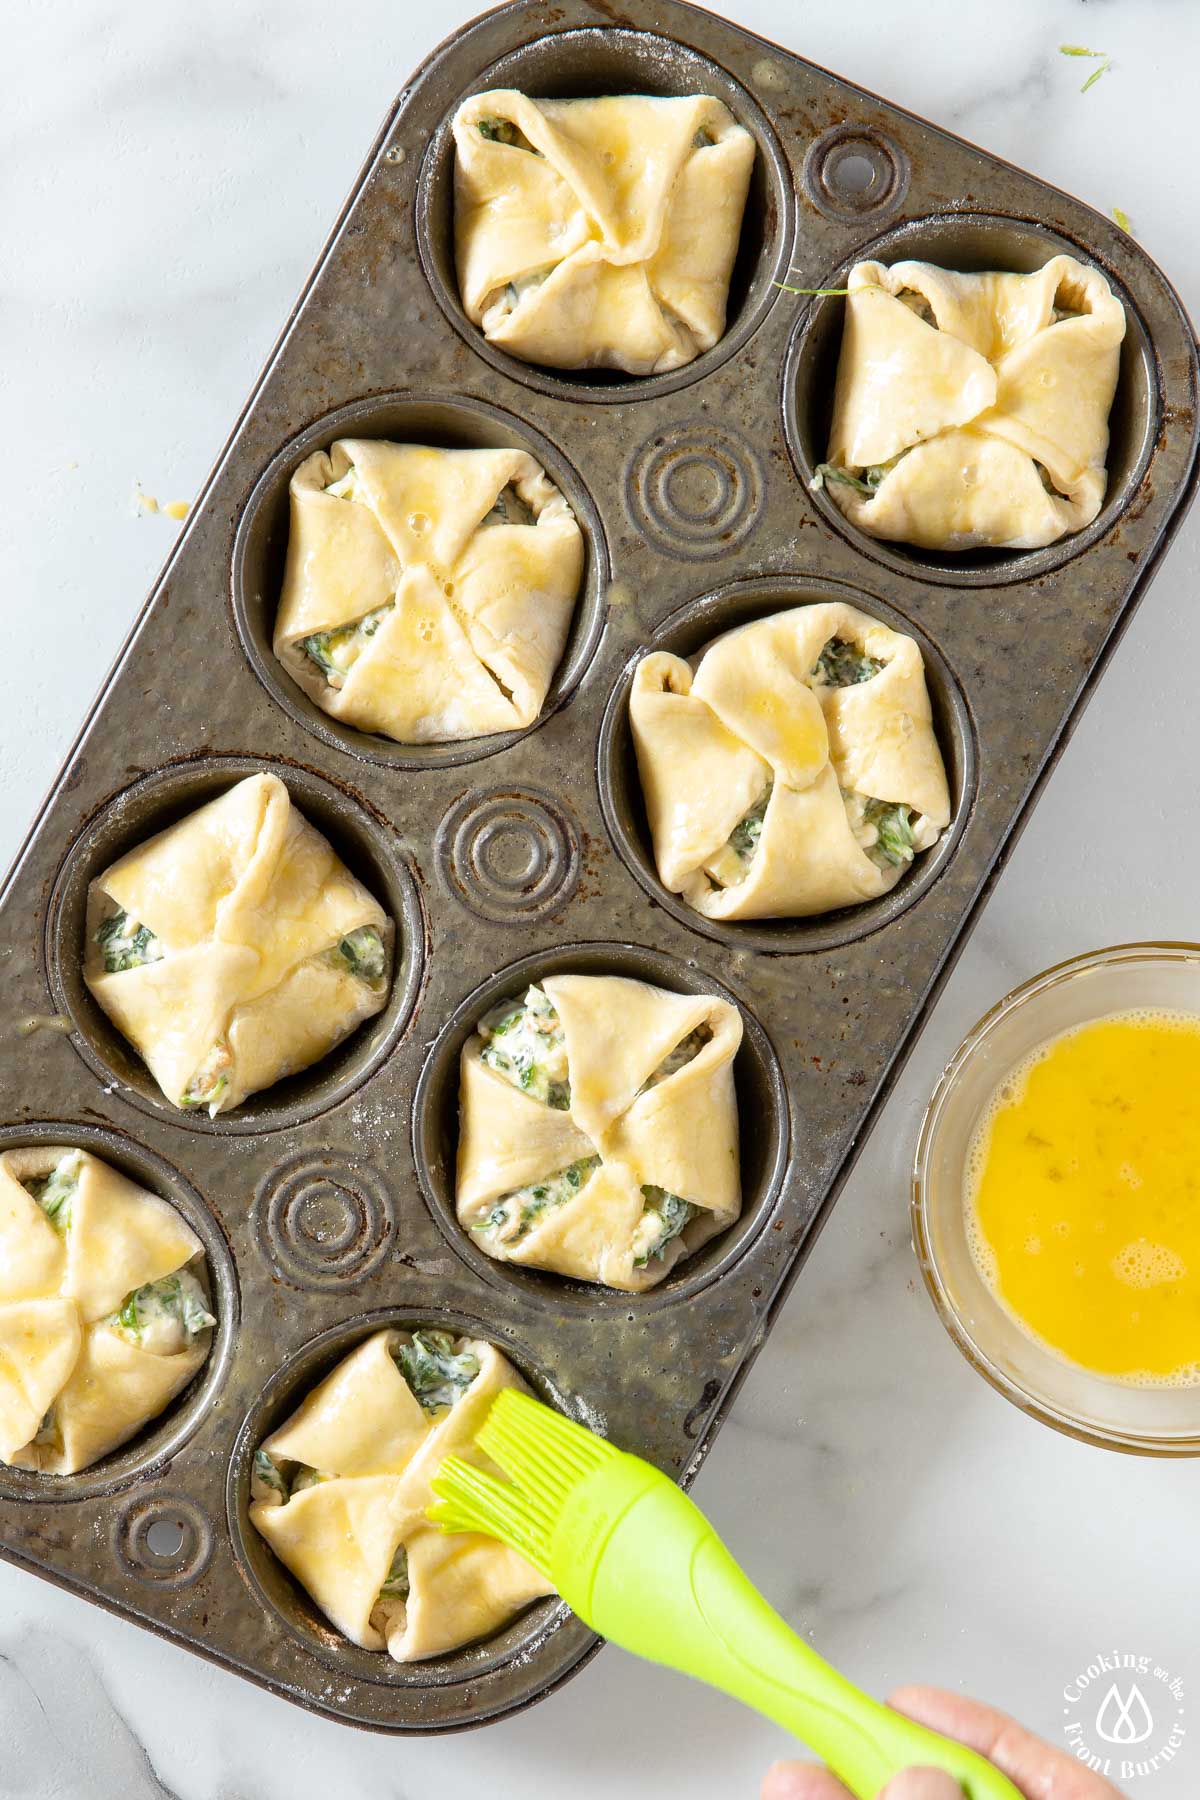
[4,3,1200,1795]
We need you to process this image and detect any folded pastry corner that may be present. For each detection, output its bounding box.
[456,973,743,1290]
[273,439,583,744]
[0,1145,215,1475]
[820,253,1125,551]
[249,1328,554,1660]
[630,603,951,921]
[453,89,756,375]
[84,771,393,1116]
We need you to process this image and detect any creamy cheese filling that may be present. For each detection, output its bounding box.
[22,1149,85,1231]
[95,908,164,973]
[842,790,940,871]
[810,637,884,687]
[108,1268,216,1355]
[633,1187,699,1267]
[298,602,394,689]
[392,1330,481,1417]
[472,1154,602,1246]
[480,483,535,529]
[704,780,773,890]
[477,985,570,1109]
[180,1039,233,1112]
[327,925,387,986]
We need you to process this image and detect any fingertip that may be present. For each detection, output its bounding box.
[761,1760,849,1800]
[880,1769,965,1799]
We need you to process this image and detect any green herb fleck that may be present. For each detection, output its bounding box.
[1059,44,1111,92]
[253,1448,289,1500]
[1113,206,1133,233]
[863,799,916,869]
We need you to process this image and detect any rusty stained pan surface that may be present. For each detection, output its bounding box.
[1,0,1197,1735]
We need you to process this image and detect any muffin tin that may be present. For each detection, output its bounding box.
[1,0,1196,1734]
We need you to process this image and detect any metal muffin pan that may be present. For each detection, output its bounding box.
[1,0,1195,1735]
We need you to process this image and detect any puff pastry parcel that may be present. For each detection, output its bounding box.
[453,90,756,376]
[631,603,951,921]
[820,255,1125,550]
[0,1146,215,1474]
[457,975,742,1291]
[84,772,392,1116]
[274,440,584,743]
[250,1329,553,1661]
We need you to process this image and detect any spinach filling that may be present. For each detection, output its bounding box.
[502,267,552,312]
[250,1449,328,1504]
[633,1187,699,1268]
[23,1150,84,1232]
[298,602,393,689]
[477,117,541,155]
[109,1270,216,1354]
[95,908,163,974]
[481,484,535,529]
[393,1330,481,1416]
[329,925,387,985]
[32,1406,61,1451]
[1035,461,1072,500]
[478,985,570,1109]
[811,450,909,498]
[473,1154,601,1247]
[704,781,772,889]
[378,1544,410,1603]
[693,126,716,148]
[811,637,883,687]
[843,790,918,871]
[180,1039,233,1111]
[643,1026,712,1092]
[896,287,937,326]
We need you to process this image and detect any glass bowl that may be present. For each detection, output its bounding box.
[912,943,1200,1456]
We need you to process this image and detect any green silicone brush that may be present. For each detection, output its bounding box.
[429,1390,1021,1800]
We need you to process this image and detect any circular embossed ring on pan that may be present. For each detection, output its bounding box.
[435,786,580,923]
[231,391,610,771]
[255,1152,396,1291]
[802,123,910,224]
[782,211,1160,588]
[0,1121,238,1507]
[45,755,425,1137]
[114,1493,214,1588]
[412,941,789,1316]
[597,575,977,955]
[625,421,764,559]
[415,27,795,404]
[226,1305,595,1717]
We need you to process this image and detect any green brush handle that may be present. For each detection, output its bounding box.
[556,1456,1021,1800]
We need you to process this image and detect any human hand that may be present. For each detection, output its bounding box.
[761,1684,1129,1799]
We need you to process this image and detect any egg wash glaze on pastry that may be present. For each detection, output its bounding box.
[249,1328,553,1661]
[631,602,950,921]
[453,90,755,376]
[457,974,742,1290]
[0,1146,215,1474]
[84,772,393,1116]
[273,440,584,743]
[820,254,1125,551]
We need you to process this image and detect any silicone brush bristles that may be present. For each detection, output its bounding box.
[428,1390,620,1575]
